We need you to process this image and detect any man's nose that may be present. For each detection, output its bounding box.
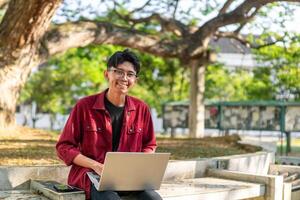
[120,73,128,80]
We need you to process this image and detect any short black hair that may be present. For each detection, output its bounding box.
[107,49,140,74]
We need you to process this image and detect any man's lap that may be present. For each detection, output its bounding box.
[90,184,162,200]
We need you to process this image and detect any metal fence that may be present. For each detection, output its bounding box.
[162,101,300,154]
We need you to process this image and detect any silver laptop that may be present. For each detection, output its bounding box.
[87,152,170,191]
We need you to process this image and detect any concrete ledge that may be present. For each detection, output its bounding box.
[159,177,265,200]
[0,152,274,191]
[269,164,300,200]
[163,159,216,181]
[30,180,85,200]
[207,169,283,200]
[269,164,300,174]
[276,156,300,166]
[0,190,49,199]
[0,165,70,190]
[212,152,274,175]
[163,151,274,182]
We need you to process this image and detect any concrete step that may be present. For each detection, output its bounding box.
[0,190,49,200]
[158,177,265,200]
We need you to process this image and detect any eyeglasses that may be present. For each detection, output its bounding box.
[108,67,138,80]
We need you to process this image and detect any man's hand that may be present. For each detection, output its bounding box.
[73,154,104,175]
[91,162,104,175]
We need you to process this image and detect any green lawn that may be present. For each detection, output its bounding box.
[276,138,300,156]
[0,127,261,165]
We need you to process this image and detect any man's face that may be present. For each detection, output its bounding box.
[105,61,137,95]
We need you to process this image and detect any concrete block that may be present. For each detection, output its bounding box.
[292,189,300,200]
[207,169,283,200]
[269,164,300,200]
[275,156,300,166]
[269,164,300,174]
[283,183,292,200]
[213,152,274,175]
[0,165,69,190]
[30,180,85,200]
[163,159,216,181]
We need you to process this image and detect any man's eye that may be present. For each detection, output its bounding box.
[127,73,135,77]
[116,70,123,75]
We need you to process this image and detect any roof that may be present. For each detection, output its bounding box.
[209,37,251,54]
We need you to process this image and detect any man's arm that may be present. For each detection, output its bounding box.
[73,154,104,175]
[56,103,104,175]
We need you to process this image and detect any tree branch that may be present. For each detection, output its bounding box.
[128,0,152,14]
[234,7,259,33]
[187,0,299,57]
[39,20,182,61]
[172,0,179,18]
[112,7,188,37]
[218,0,235,15]
[214,31,287,49]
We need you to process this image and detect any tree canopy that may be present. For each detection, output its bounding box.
[0,0,299,137]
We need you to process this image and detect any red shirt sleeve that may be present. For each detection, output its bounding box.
[56,104,82,166]
[142,106,157,153]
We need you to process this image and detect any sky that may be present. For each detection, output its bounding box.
[122,0,300,33]
[54,0,300,34]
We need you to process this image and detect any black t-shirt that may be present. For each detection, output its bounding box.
[104,96,124,151]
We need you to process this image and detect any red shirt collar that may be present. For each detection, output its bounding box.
[92,89,136,111]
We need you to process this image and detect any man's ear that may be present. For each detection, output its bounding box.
[104,70,109,80]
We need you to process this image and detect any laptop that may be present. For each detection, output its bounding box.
[87,152,170,191]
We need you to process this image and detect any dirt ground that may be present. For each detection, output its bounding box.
[0,126,261,165]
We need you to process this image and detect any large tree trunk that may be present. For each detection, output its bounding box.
[0,65,34,128]
[188,60,206,138]
[0,0,61,129]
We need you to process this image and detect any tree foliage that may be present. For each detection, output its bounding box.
[20,34,300,117]
[254,35,300,100]
[20,45,190,115]
[205,64,274,101]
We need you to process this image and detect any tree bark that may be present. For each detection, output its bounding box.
[0,0,61,129]
[188,60,206,138]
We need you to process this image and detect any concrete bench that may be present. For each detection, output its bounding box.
[0,152,275,199]
[1,177,265,200]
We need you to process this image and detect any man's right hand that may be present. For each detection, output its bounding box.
[91,162,104,175]
[73,154,104,175]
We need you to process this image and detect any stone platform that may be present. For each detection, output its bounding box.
[0,152,275,200]
[0,177,265,200]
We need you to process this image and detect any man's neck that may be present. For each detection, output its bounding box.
[106,90,126,107]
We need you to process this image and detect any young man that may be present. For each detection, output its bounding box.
[56,49,162,200]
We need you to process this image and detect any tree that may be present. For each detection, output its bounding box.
[0,0,299,137]
[0,0,61,129]
[205,34,300,102]
[205,64,276,101]
[254,35,300,100]
[20,44,189,117]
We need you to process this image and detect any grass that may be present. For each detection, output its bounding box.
[156,136,260,159]
[276,138,300,156]
[0,126,261,166]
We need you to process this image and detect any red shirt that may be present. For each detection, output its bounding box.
[56,90,157,199]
